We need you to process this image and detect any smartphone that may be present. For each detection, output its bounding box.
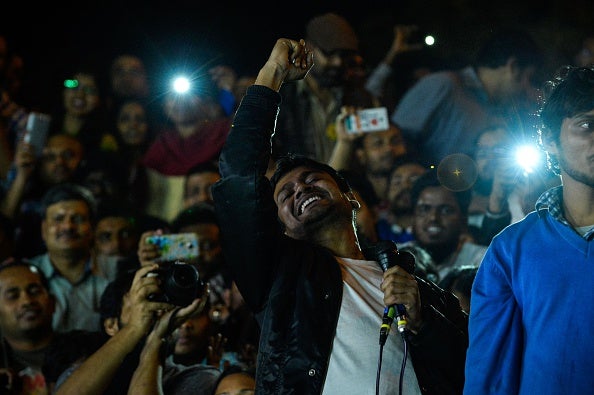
[146,233,199,262]
[24,112,52,157]
[344,107,390,133]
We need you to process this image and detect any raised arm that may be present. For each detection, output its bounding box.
[212,39,313,310]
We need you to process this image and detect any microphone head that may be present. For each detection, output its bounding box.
[373,240,415,274]
[373,240,398,272]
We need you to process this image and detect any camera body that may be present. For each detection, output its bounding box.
[147,261,204,306]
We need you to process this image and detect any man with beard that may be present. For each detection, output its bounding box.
[28,183,109,332]
[212,37,468,394]
[274,12,378,163]
[329,105,409,205]
[376,160,427,244]
[464,65,594,394]
[0,260,57,394]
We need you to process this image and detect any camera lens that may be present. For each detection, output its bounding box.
[161,262,204,306]
[171,264,198,287]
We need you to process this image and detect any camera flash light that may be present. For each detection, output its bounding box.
[172,76,191,94]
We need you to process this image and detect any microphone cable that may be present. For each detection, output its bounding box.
[376,323,409,395]
[372,240,415,395]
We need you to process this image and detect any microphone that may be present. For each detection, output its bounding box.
[374,240,416,345]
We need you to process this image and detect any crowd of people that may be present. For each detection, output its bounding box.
[0,9,593,395]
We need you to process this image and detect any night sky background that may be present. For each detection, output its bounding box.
[4,0,594,111]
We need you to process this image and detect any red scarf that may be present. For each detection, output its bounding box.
[142,118,231,176]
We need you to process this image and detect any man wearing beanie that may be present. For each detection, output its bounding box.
[273,12,379,164]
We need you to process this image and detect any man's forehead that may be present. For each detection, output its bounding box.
[394,163,425,175]
[47,136,82,150]
[274,166,327,190]
[47,199,90,214]
[418,186,459,204]
[188,172,220,183]
[0,266,42,288]
[98,216,130,227]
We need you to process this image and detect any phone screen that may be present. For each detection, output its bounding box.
[25,112,52,156]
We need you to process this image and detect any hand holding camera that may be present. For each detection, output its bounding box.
[120,264,175,335]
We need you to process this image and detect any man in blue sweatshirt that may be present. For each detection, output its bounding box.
[464,65,594,394]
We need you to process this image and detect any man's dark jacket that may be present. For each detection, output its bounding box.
[212,85,468,395]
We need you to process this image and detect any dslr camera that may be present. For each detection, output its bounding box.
[147,261,204,306]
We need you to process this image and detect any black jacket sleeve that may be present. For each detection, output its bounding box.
[212,85,284,312]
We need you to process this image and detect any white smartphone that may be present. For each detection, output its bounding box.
[24,112,52,157]
[344,107,390,133]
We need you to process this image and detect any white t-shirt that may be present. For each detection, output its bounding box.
[321,257,422,395]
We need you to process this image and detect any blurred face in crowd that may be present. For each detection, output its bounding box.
[94,216,138,258]
[4,53,24,97]
[40,134,84,185]
[177,223,222,279]
[0,265,55,341]
[232,75,256,101]
[310,44,361,88]
[492,62,537,106]
[413,186,466,252]
[63,72,101,116]
[110,55,149,99]
[356,125,407,176]
[388,163,426,215]
[164,91,221,128]
[474,127,509,182]
[174,311,212,358]
[214,372,256,395]
[184,171,221,208]
[116,101,148,147]
[574,37,594,67]
[42,200,94,256]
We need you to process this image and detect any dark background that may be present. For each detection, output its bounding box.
[3,1,594,111]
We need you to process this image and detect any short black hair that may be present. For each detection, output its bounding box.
[410,168,472,216]
[270,153,351,193]
[41,183,98,223]
[539,65,594,175]
[0,258,51,292]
